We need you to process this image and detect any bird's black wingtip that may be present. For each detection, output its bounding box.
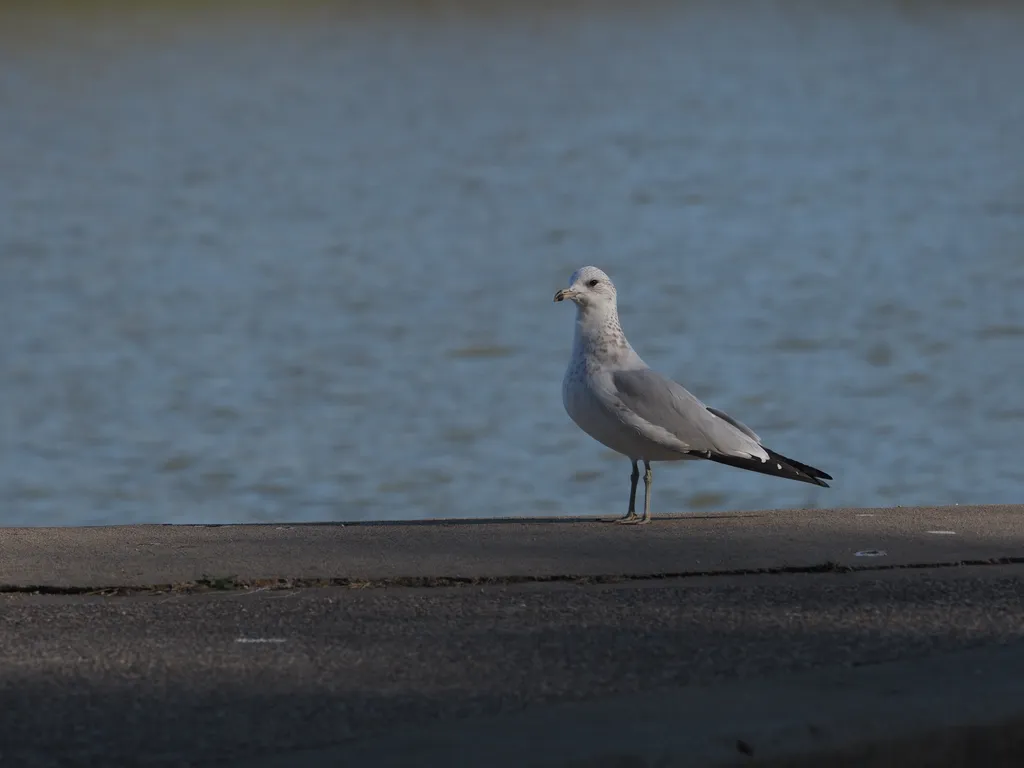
[775,451,832,487]
[796,473,831,488]
[702,448,833,488]
[806,466,832,485]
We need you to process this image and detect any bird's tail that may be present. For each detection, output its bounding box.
[705,448,832,487]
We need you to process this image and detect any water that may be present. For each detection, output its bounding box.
[2,1,1022,526]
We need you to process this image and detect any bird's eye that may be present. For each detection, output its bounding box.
[587,279,600,287]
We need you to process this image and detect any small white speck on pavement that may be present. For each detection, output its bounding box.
[235,638,288,644]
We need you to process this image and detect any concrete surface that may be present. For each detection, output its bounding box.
[301,638,1024,768]
[1,505,1021,590]
[0,505,1022,767]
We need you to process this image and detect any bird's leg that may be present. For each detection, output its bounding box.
[636,461,653,524]
[614,461,640,523]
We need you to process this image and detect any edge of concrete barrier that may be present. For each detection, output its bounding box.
[231,641,1024,768]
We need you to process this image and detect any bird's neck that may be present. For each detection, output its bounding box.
[572,305,638,366]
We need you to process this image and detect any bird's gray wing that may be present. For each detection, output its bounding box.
[706,407,761,443]
[610,368,768,460]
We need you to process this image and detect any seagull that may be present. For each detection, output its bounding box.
[554,265,831,524]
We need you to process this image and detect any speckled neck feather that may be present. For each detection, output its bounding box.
[572,300,639,369]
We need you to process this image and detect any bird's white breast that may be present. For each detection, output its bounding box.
[562,361,689,462]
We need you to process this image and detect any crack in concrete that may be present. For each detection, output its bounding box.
[1,557,1021,597]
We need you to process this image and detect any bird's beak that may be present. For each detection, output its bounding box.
[554,288,577,302]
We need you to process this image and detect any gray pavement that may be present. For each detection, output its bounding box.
[1,505,1021,590]
[1,505,1022,767]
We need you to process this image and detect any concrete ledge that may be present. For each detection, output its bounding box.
[752,719,1024,768]
[266,641,1024,768]
[1,505,1022,590]
[2,506,1022,766]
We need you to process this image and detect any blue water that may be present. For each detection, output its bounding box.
[1,1,1023,525]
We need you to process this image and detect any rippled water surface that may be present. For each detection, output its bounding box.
[2,1,1023,525]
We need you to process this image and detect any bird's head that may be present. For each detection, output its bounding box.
[553,266,618,313]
